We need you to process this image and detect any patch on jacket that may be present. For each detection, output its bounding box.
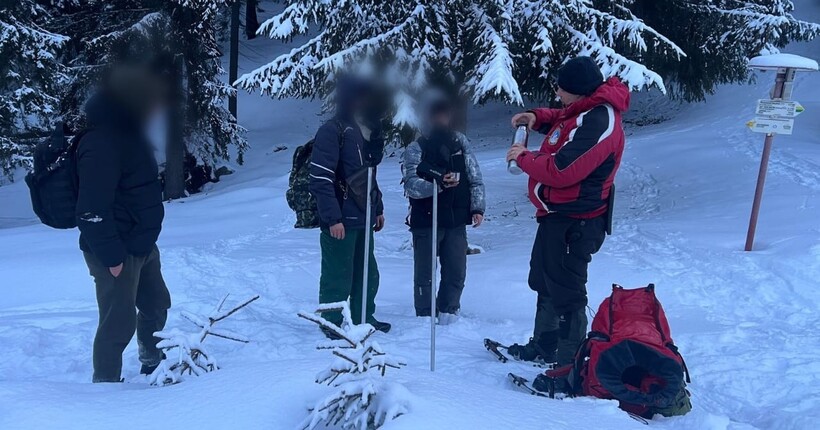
[548,128,561,145]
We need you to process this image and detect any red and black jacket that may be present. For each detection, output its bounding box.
[516,78,630,219]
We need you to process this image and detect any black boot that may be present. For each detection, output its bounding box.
[140,352,166,375]
[368,318,392,333]
[532,373,570,395]
[508,337,558,365]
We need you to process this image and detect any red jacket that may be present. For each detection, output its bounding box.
[516,77,630,219]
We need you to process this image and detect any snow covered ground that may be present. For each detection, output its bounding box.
[2,3,819,430]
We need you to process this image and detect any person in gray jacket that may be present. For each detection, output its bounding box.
[402,95,485,323]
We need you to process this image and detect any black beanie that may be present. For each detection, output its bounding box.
[557,56,604,96]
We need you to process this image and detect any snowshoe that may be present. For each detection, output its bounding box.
[508,373,548,397]
[484,338,510,363]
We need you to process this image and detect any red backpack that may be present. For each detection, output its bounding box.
[547,284,692,418]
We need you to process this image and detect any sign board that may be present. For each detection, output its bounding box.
[755,100,804,117]
[746,117,795,135]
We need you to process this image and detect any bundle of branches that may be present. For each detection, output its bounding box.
[149,294,260,386]
[298,302,410,430]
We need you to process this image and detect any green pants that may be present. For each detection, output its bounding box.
[83,245,171,382]
[319,228,379,325]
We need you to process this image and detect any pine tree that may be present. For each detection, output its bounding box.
[43,0,247,196]
[236,0,684,132]
[163,0,247,199]
[0,0,68,179]
[630,0,820,101]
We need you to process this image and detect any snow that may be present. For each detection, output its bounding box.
[2,2,820,430]
[749,53,819,71]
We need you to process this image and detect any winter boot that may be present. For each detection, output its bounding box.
[437,311,460,326]
[532,372,569,395]
[140,352,166,376]
[507,338,556,365]
[368,318,392,334]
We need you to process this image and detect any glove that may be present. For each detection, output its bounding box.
[416,159,447,186]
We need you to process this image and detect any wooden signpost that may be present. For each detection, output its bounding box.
[744,54,818,251]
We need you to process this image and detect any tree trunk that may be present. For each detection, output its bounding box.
[228,1,240,121]
[453,94,469,133]
[245,0,259,39]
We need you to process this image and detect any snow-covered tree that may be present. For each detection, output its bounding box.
[298,302,410,430]
[149,294,259,386]
[44,0,247,197]
[630,0,820,100]
[0,0,68,179]
[236,0,684,132]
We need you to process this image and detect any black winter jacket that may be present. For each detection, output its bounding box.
[308,79,385,229]
[75,93,164,267]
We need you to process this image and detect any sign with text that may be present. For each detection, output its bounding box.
[746,117,795,135]
[755,99,805,118]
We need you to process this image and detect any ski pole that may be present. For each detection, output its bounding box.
[361,166,374,326]
[430,181,438,372]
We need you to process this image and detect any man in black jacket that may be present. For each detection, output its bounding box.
[308,76,390,334]
[76,66,170,383]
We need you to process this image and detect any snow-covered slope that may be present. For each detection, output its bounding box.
[1,2,819,429]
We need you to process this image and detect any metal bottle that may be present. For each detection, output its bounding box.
[508,125,528,175]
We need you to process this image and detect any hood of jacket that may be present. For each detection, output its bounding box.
[84,91,144,133]
[563,77,630,118]
[335,76,371,120]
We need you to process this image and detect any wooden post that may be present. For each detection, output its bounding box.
[744,69,789,251]
[228,0,240,121]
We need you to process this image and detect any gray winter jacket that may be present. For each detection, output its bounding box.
[402,132,485,216]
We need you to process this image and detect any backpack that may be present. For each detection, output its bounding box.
[286,121,344,229]
[546,284,692,419]
[24,123,89,229]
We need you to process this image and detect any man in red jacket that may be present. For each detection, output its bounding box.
[505,56,629,367]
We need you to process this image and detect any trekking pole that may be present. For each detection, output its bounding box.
[361,166,374,326]
[430,181,438,372]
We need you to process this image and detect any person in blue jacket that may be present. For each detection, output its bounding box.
[309,76,390,335]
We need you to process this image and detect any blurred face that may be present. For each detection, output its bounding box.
[431,111,452,128]
[556,86,585,106]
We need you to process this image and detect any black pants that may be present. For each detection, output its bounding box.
[412,225,468,315]
[83,246,171,382]
[528,215,606,365]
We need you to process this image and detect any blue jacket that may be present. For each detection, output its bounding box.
[309,77,385,229]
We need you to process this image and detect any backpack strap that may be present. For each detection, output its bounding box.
[666,343,692,383]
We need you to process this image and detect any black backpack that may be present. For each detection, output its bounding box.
[24,123,89,229]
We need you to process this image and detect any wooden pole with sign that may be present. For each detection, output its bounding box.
[744,70,787,251]
[743,53,817,251]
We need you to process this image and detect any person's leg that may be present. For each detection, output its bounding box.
[544,216,606,365]
[134,246,172,372]
[509,222,556,361]
[437,225,467,314]
[411,227,434,317]
[350,228,380,324]
[319,227,357,325]
[83,252,143,382]
[533,294,559,362]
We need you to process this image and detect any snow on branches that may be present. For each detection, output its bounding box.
[149,294,259,386]
[237,0,684,128]
[691,0,820,55]
[298,302,410,430]
[0,0,68,178]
